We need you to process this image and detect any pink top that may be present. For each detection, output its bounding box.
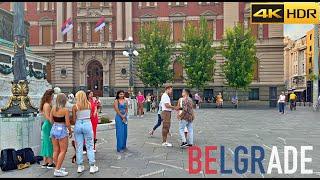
[136,95,145,104]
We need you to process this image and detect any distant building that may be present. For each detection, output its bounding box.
[0,2,284,104]
[284,36,307,101]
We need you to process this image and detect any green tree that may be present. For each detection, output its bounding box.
[179,16,216,92]
[137,21,173,102]
[220,23,257,99]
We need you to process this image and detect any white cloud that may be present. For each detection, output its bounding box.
[284,24,314,40]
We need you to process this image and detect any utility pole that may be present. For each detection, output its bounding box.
[313,24,319,110]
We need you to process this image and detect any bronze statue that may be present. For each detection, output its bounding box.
[1,2,37,116]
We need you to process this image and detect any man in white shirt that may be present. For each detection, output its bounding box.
[160,85,178,147]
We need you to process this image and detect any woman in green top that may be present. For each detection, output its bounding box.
[40,89,55,169]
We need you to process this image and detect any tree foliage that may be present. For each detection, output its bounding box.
[137,21,173,89]
[179,16,216,91]
[220,23,257,90]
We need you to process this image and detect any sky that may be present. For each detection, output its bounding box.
[284,24,314,40]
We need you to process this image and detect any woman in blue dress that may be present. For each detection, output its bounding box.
[113,90,128,153]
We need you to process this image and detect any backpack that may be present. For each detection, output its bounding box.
[16,148,35,165]
[0,148,19,171]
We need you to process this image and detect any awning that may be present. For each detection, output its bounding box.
[294,89,305,92]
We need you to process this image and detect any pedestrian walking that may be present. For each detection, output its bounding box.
[160,85,178,147]
[50,93,72,177]
[114,90,128,153]
[72,91,99,174]
[176,89,195,148]
[194,93,201,109]
[39,89,55,169]
[146,93,152,112]
[136,91,145,118]
[149,92,163,136]
[278,91,286,114]
[96,96,102,114]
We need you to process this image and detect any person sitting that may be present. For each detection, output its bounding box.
[216,92,223,108]
[231,95,238,109]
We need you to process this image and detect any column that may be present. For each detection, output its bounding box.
[67,2,73,42]
[56,2,63,43]
[116,2,123,41]
[125,2,132,40]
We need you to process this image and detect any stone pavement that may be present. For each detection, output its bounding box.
[1,106,320,178]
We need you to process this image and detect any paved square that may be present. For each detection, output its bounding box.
[1,106,320,178]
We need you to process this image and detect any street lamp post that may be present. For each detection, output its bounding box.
[123,36,139,98]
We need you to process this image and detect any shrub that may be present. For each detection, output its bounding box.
[100,116,111,124]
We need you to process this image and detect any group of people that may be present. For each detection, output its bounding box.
[148,86,195,148]
[135,92,157,118]
[277,91,298,114]
[39,88,100,177]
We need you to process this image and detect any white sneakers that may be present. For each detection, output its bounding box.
[77,165,99,174]
[90,165,99,174]
[77,165,85,173]
[54,169,68,177]
[162,142,173,147]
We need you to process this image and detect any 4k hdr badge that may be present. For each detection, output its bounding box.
[251,3,320,24]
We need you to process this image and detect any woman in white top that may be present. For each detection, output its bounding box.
[278,91,286,114]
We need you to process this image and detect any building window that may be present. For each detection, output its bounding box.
[81,23,87,42]
[173,21,183,43]
[173,60,183,81]
[199,2,220,5]
[309,46,312,51]
[253,60,259,81]
[169,2,187,7]
[302,64,305,73]
[42,25,51,45]
[249,88,259,100]
[309,68,312,74]
[91,22,100,42]
[309,57,312,63]
[91,2,100,8]
[310,34,312,40]
[80,2,86,8]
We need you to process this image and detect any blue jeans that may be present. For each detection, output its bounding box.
[74,119,95,165]
[153,114,162,131]
[179,120,194,145]
[50,123,68,140]
[279,102,285,114]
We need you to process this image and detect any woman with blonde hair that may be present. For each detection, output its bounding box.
[50,93,72,177]
[72,91,99,174]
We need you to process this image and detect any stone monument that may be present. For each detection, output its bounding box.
[0,2,41,155]
[0,2,37,116]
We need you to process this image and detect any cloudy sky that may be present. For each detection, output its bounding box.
[284,24,314,40]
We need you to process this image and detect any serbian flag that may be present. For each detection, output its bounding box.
[95,17,106,32]
[61,17,73,35]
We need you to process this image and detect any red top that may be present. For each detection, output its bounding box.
[90,98,99,124]
[136,95,145,104]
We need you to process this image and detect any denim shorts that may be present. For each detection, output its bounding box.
[50,123,68,140]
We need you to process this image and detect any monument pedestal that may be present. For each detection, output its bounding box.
[0,115,42,155]
[127,99,137,118]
